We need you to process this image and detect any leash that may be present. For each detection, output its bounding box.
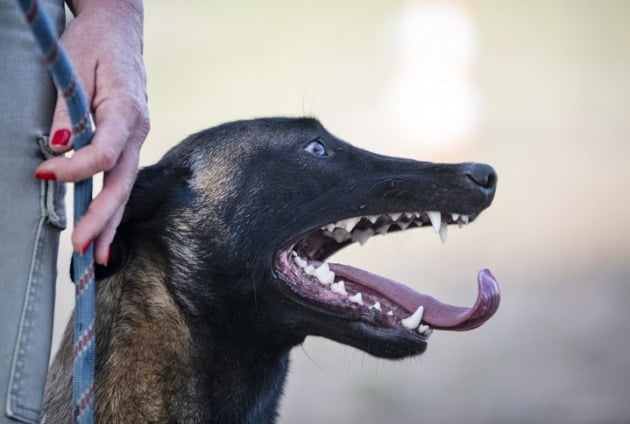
[14,1,96,423]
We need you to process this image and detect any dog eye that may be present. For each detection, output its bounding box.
[304,140,327,156]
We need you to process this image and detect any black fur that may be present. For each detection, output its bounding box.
[49,117,497,423]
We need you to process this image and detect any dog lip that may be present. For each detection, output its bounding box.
[328,264,501,331]
[272,209,499,340]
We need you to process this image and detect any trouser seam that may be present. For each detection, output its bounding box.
[5,193,48,423]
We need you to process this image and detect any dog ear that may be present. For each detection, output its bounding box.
[91,163,191,280]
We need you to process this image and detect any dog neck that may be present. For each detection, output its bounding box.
[43,252,293,423]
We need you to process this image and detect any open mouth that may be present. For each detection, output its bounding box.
[274,210,500,344]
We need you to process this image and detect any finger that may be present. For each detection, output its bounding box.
[49,92,74,153]
[71,144,140,258]
[35,105,130,182]
[94,203,125,266]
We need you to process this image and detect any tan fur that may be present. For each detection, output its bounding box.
[44,253,192,423]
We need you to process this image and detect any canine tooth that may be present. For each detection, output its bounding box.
[367,215,379,224]
[304,265,316,276]
[387,311,394,316]
[331,280,348,296]
[461,215,469,224]
[401,305,424,329]
[349,292,364,305]
[314,263,334,285]
[389,212,402,221]
[426,211,441,233]
[451,213,460,221]
[403,212,414,219]
[325,223,336,232]
[293,255,308,268]
[414,212,421,218]
[370,301,382,311]
[439,221,448,243]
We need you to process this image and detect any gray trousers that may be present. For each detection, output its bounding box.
[0,1,65,423]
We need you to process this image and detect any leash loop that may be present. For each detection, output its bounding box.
[14,1,96,423]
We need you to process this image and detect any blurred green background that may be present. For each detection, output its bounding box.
[53,0,630,422]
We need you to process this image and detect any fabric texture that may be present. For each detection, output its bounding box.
[0,0,65,422]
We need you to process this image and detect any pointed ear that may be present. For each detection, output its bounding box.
[121,163,180,225]
[93,162,191,280]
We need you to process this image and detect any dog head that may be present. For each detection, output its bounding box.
[105,117,499,359]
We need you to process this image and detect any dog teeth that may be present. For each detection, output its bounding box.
[288,251,433,337]
[320,210,471,245]
[349,292,364,305]
[426,211,441,233]
[398,221,410,230]
[401,305,424,329]
[331,228,351,243]
[369,301,382,311]
[389,212,402,221]
[375,224,390,235]
[334,217,360,233]
[418,324,433,337]
[304,264,316,275]
[331,280,348,296]
[293,254,308,268]
[346,217,362,232]
[313,262,335,285]
[458,214,470,228]
[352,228,374,246]
[439,221,448,243]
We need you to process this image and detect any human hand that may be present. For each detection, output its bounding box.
[35,0,149,266]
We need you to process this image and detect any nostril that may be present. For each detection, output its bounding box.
[466,164,498,191]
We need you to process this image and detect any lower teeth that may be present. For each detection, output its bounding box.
[291,251,433,337]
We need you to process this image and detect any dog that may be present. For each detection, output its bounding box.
[43,117,499,423]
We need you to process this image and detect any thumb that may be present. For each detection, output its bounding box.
[48,90,74,153]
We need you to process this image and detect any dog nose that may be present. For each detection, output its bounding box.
[465,163,497,193]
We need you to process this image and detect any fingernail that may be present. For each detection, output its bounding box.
[81,240,93,255]
[51,129,71,146]
[35,171,56,180]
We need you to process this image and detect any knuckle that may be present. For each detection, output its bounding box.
[97,146,119,171]
[121,96,150,141]
[139,113,150,134]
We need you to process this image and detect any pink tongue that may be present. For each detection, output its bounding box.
[328,264,500,331]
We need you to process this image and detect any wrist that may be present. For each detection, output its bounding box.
[67,0,143,22]
[64,0,145,53]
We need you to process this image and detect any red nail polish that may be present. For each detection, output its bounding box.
[35,171,56,180]
[81,240,93,255]
[51,129,71,146]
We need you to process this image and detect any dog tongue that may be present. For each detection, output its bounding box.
[328,264,500,331]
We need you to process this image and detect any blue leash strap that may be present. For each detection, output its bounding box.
[14,0,96,423]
